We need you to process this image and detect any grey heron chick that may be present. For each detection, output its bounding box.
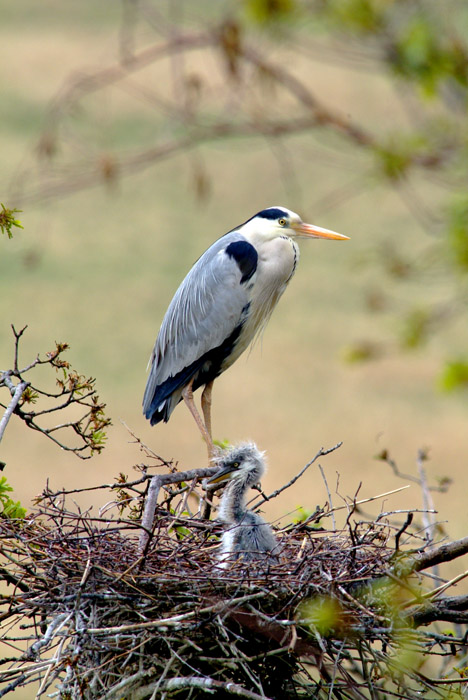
[143,207,348,454]
[208,443,279,568]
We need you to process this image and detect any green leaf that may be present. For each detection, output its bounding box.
[325,0,386,34]
[213,438,231,450]
[2,500,27,519]
[0,476,14,494]
[439,358,468,392]
[245,0,297,24]
[0,203,23,238]
[391,17,449,96]
[400,308,431,349]
[341,340,382,364]
[447,196,468,272]
[0,476,26,518]
[300,596,344,635]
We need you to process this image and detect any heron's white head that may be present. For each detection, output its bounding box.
[239,206,349,244]
[208,442,266,490]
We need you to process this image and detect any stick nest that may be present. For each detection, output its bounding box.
[1,456,467,700]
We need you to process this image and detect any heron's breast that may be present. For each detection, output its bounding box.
[257,235,299,288]
[246,236,298,329]
[219,237,298,369]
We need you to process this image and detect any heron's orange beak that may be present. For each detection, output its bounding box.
[293,222,349,241]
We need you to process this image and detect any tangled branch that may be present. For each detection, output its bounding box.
[0,325,111,458]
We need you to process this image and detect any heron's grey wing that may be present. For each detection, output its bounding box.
[143,232,256,422]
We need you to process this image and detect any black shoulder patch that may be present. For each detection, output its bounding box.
[225,241,258,284]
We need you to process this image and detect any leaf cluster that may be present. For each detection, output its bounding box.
[0,204,23,238]
[0,475,26,519]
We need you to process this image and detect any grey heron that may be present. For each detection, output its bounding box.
[143,206,348,453]
[207,442,278,567]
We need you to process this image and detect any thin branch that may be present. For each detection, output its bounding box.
[135,677,273,700]
[0,380,28,443]
[253,442,343,508]
[325,485,410,518]
[318,462,335,531]
[377,449,449,493]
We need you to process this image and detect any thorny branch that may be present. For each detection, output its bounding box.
[0,325,111,459]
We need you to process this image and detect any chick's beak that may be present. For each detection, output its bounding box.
[293,221,350,241]
[207,466,237,485]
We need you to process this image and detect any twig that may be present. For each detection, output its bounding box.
[253,442,343,507]
[140,677,273,700]
[324,485,410,517]
[377,448,449,493]
[0,379,28,443]
[409,594,468,626]
[317,463,335,531]
[86,592,267,635]
[1,327,111,458]
[407,569,468,605]
[395,513,413,552]
[27,613,73,660]
[120,419,176,470]
[138,465,223,554]
[416,448,436,543]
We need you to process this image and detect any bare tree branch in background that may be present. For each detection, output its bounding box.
[8,4,462,206]
[8,0,468,384]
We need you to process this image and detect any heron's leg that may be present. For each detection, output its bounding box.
[182,379,214,458]
[201,380,214,444]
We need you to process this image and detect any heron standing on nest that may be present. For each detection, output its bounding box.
[207,443,278,568]
[143,207,348,454]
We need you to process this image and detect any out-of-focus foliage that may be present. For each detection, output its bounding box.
[341,339,383,363]
[439,357,468,392]
[448,195,468,272]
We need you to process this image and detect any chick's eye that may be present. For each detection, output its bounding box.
[232,461,240,468]
[278,218,286,227]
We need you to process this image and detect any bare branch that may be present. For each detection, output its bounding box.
[253,442,343,508]
[138,465,221,554]
[0,327,111,458]
[413,535,468,573]
[409,594,468,626]
[0,379,28,444]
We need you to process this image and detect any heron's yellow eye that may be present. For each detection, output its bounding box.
[232,461,240,468]
[278,218,287,227]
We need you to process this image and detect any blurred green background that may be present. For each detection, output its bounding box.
[1,0,467,548]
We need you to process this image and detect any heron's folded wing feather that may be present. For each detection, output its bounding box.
[143,233,253,411]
